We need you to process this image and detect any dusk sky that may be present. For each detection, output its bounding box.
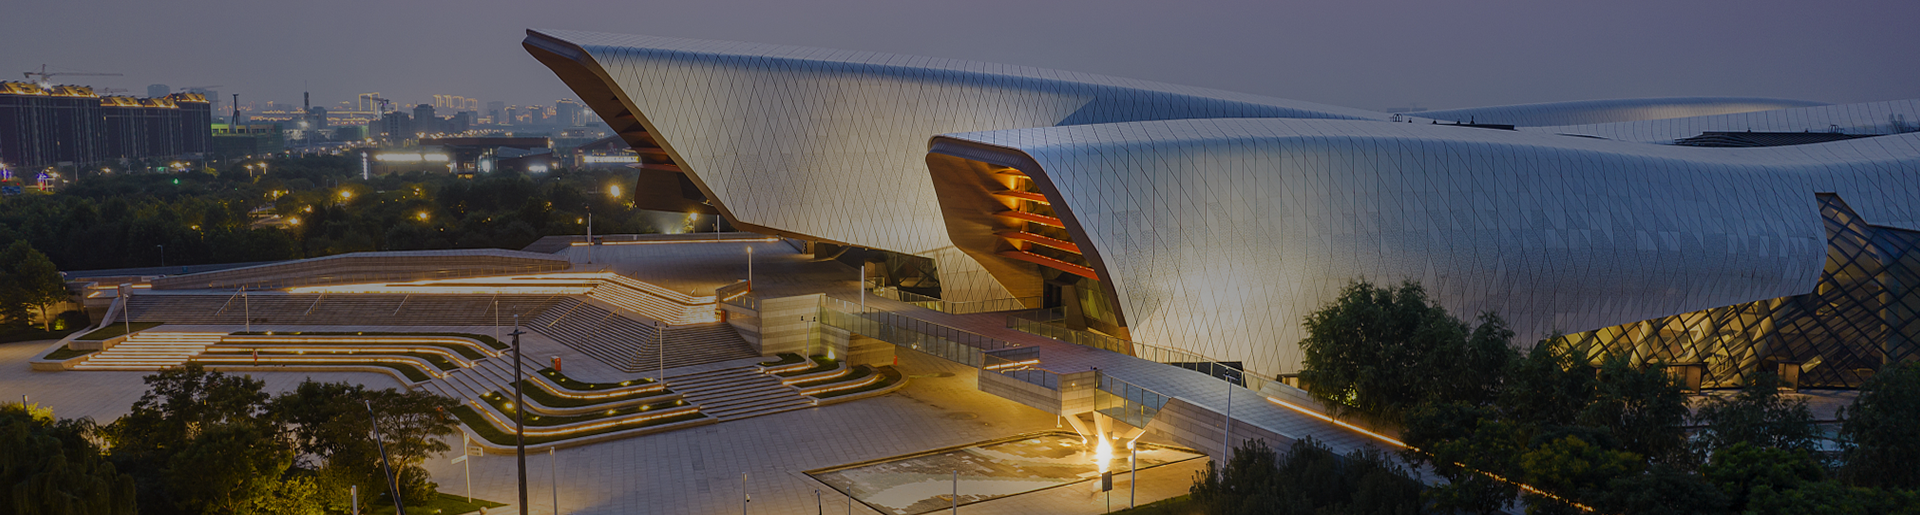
[3,0,1915,113]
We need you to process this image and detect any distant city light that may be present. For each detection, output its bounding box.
[415,212,429,221]
[373,152,450,162]
[339,190,353,199]
[608,185,622,197]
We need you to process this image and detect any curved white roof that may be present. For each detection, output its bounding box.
[1522,98,1920,143]
[932,119,1920,374]
[1416,97,1828,127]
[525,29,1393,301]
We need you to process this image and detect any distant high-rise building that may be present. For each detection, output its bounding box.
[1,83,212,169]
[503,106,519,126]
[380,111,412,142]
[147,84,170,98]
[412,104,436,136]
[306,106,329,130]
[487,101,506,125]
[556,99,583,127]
[450,111,473,134]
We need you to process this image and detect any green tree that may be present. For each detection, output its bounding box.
[1298,280,1514,422]
[1575,356,1690,465]
[0,241,69,330]
[1401,402,1523,514]
[102,365,273,514]
[267,380,459,511]
[1691,373,1820,456]
[164,423,294,514]
[1837,362,1920,489]
[0,402,138,515]
[1191,437,1422,515]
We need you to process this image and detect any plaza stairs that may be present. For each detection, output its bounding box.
[72,332,226,370]
[530,297,756,373]
[122,293,564,327]
[664,366,814,421]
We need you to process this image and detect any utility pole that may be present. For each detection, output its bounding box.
[550,447,559,515]
[1130,446,1137,509]
[951,470,958,515]
[742,472,750,515]
[1222,371,1233,463]
[364,400,405,515]
[512,317,528,515]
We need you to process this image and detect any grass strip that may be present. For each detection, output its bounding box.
[232,331,497,357]
[1109,494,1194,515]
[75,322,163,341]
[514,380,674,408]
[536,367,658,390]
[793,365,872,388]
[192,360,433,382]
[235,338,486,360]
[1,327,83,344]
[451,406,705,446]
[812,366,903,399]
[367,492,506,515]
[758,352,805,367]
[775,356,840,377]
[478,390,685,425]
[43,345,97,360]
[244,350,459,371]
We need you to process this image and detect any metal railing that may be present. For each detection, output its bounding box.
[1096,373,1173,429]
[984,347,1058,389]
[872,287,1043,315]
[816,297,1029,368]
[1007,307,1282,394]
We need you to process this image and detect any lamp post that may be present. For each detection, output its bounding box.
[364,400,406,515]
[746,246,753,288]
[156,245,165,268]
[511,317,528,515]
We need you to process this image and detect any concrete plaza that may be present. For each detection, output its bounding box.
[2,335,1207,515]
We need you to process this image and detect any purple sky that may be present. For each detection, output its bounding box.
[3,0,1915,112]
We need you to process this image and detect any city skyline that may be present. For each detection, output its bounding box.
[2,0,1916,114]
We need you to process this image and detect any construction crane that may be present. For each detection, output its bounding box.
[366,95,393,113]
[23,64,122,87]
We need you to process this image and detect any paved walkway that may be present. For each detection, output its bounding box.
[5,332,1210,514]
[840,294,1388,455]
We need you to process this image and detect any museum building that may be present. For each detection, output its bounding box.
[525,29,1920,388]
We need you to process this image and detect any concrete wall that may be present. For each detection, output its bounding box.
[977,370,1062,414]
[847,335,894,367]
[755,294,821,356]
[1145,397,1296,461]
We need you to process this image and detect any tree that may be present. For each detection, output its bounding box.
[0,402,138,515]
[1191,437,1422,515]
[1298,280,1514,422]
[267,380,459,511]
[1691,373,1820,457]
[102,365,272,514]
[0,240,67,329]
[1837,362,1920,489]
[1575,356,1690,465]
[164,423,294,514]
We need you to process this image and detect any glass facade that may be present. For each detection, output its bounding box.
[1561,195,1920,388]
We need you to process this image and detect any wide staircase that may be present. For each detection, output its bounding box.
[660,324,758,368]
[664,366,813,421]
[73,332,226,370]
[531,298,756,372]
[123,293,562,326]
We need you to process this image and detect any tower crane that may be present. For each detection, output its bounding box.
[22,64,122,87]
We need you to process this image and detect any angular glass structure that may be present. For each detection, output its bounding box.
[1563,195,1920,388]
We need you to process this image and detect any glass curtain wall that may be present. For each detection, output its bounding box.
[1560,194,1918,388]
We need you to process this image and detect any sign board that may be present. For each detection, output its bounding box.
[0,186,21,196]
[451,456,467,464]
[467,443,484,457]
[1101,471,1113,492]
